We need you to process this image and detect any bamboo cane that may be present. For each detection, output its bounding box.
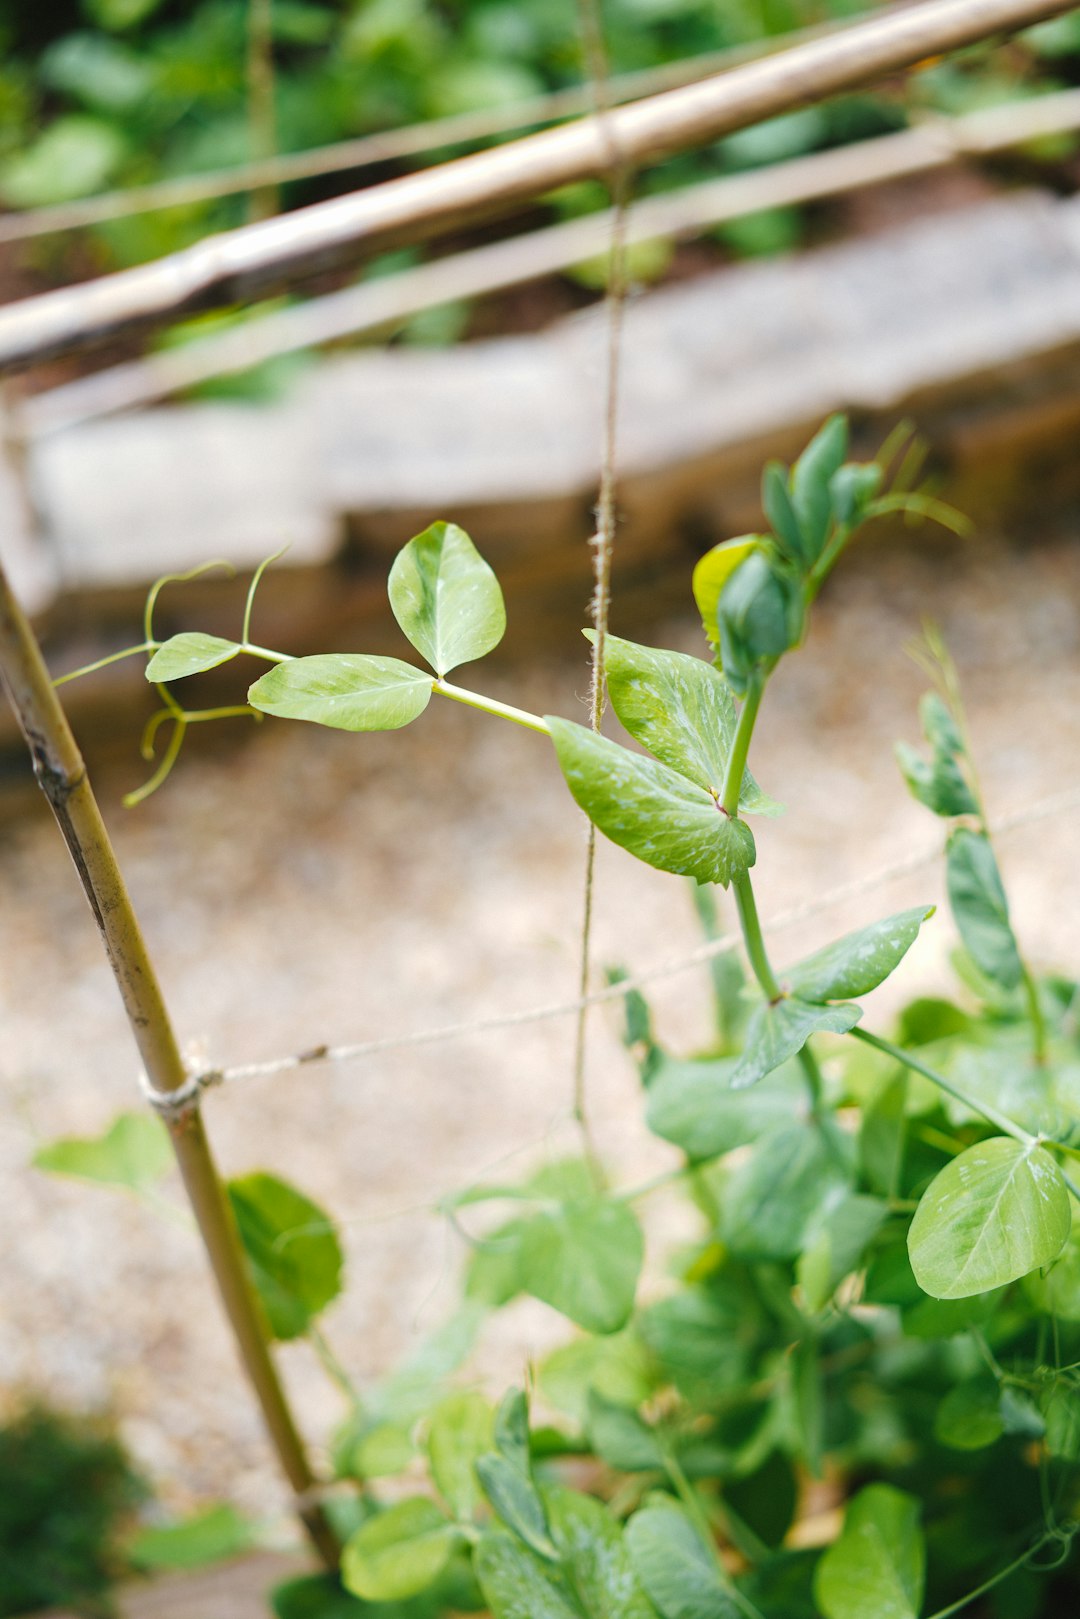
[0,11,867,247]
[0,552,341,1570]
[24,84,1080,438]
[0,0,1074,374]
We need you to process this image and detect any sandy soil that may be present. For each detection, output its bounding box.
[1,526,1078,1527]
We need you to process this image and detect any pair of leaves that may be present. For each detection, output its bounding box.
[186,523,503,732]
[227,1172,343,1342]
[768,414,851,569]
[728,906,935,1091]
[896,692,978,819]
[547,633,778,889]
[907,1136,1070,1299]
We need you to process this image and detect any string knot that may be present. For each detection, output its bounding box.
[138,1064,223,1121]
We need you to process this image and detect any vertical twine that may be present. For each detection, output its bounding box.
[571,0,632,1162]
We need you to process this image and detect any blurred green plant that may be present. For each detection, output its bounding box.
[0,1405,145,1617]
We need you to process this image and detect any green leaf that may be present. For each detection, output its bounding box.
[493,1388,531,1473]
[540,1332,654,1428]
[227,1172,343,1342]
[86,0,167,27]
[33,1112,171,1192]
[934,1378,1005,1450]
[518,1197,644,1334]
[475,1530,579,1619]
[860,1070,908,1198]
[814,1484,924,1619]
[789,1338,823,1477]
[946,830,1023,991]
[248,654,433,732]
[920,692,965,757]
[596,633,780,814]
[644,1054,801,1160]
[387,521,506,676]
[732,997,861,1089]
[761,461,807,565]
[638,1284,754,1403]
[545,1484,659,1618]
[625,1498,740,1619]
[895,741,978,819]
[908,1137,1070,1299]
[785,907,934,1003]
[1041,1386,1080,1460]
[341,1498,461,1602]
[427,1391,493,1521]
[349,1422,415,1478]
[128,1504,258,1571]
[725,1451,797,1552]
[145,633,240,683]
[0,116,126,208]
[547,718,756,888]
[1024,1218,1080,1321]
[830,462,882,527]
[796,1194,889,1313]
[692,537,758,653]
[475,1458,555,1561]
[586,1390,665,1472]
[716,552,802,693]
[722,1120,853,1263]
[791,414,848,565]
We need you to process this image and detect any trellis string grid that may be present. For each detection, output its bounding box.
[134,779,1080,1117]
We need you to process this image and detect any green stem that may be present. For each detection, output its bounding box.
[851,1029,1035,1147]
[733,873,781,1002]
[721,675,764,815]
[185,704,260,724]
[924,1530,1063,1619]
[241,640,291,664]
[1021,962,1049,1069]
[433,679,551,735]
[53,642,154,686]
[308,1323,359,1403]
[662,1450,765,1619]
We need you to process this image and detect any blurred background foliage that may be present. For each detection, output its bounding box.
[3,0,1080,279]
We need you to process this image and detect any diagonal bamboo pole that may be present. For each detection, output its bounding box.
[0,551,340,1570]
[0,0,1074,374]
[0,11,868,247]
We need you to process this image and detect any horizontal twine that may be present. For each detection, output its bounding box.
[134,781,1080,1114]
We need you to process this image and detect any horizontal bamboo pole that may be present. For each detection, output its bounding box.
[25,85,1080,438]
[0,0,1073,375]
[0,12,864,246]
[0,554,340,1570]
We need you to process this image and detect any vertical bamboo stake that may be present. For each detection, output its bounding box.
[0,553,340,1570]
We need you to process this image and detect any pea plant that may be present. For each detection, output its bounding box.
[41,418,1080,1618]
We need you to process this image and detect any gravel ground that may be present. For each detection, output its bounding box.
[2,526,1079,1527]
